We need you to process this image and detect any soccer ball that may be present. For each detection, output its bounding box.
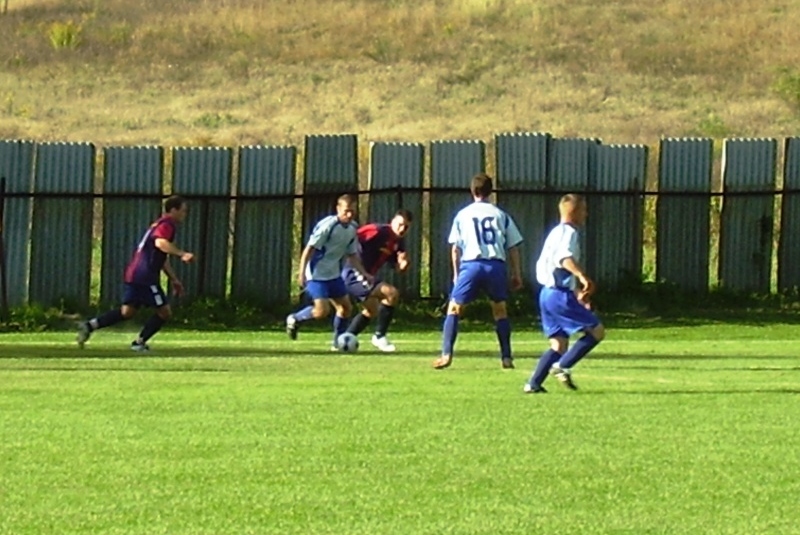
[336,332,359,353]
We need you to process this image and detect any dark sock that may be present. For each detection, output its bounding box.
[138,314,166,343]
[495,318,511,360]
[441,314,459,356]
[559,334,599,369]
[375,305,395,338]
[347,312,371,335]
[332,314,349,345]
[529,349,562,387]
[93,309,126,330]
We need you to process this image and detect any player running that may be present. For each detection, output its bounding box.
[524,194,605,393]
[285,194,373,348]
[76,195,195,352]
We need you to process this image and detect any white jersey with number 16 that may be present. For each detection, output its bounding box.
[448,201,523,262]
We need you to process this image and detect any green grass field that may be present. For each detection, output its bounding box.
[1,321,799,534]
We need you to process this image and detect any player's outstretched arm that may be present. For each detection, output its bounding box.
[154,238,194,263]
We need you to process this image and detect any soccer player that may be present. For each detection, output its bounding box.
[76,195,195,352]
[285,194,373,348]
[343,209,413,352]
[433,173,523,370]
[524,194,605,393]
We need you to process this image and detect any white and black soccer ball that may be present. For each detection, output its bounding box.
[336,332,359,353]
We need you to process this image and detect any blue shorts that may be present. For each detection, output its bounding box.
[306,278,348,300]
[342,267,378,303]
[122,283,168,308]
[539,286,600,338]
[450,259,508,305]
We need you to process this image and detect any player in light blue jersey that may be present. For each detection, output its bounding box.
[433,173,523,370]
[286,194,373,348]
[524,194,605,393]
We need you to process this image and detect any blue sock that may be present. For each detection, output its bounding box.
[333,315,349,344]
[293,305,314,323]
[559,334,599,369]
[441,314,459,356]
[495,318,511,360]
[529,349,562,387]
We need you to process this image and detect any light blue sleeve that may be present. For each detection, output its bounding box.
[504,212,524,249]
[447,213,461,246]
[307,216,336,249]
[346,225,358,255]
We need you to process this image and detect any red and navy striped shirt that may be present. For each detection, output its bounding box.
[123,215,176,285]
[357,223,405,275]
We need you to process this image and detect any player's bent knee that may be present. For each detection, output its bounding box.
[312,302,330,318]
[550,338,568,353]
[447,301,463,316]
[490,301,508,320]
[156,306,172,321]
[590,324,606,341]
[120,306,137,319]
[383,285,400,305]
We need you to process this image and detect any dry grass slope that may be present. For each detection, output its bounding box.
[1,0,800,149]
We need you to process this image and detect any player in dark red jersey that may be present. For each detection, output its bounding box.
[76,195,195,352]
[342,209,412,352]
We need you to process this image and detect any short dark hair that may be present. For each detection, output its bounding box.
[164,195,186,212]
[394,208,413,223]
[470,173,493,199]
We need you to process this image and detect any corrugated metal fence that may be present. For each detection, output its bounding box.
[1,133,799,308]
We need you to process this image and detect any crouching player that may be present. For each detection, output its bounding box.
[343,209,413,352]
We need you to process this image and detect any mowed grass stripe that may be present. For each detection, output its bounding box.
[1,326,799,534]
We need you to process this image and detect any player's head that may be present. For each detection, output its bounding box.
[164,195,188,222]
[558,194,587,226]
[390,209,413,238]
[470,173,493,200]
[336,194,356,224]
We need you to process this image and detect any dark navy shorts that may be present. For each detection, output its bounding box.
[342,267,378,302]
[306,278,348,300]
[539,286,600,338]
[122,283,168,308]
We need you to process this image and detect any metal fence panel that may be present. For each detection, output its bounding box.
[302,135,358,244]
[429,140,486,297]
[101,146,164,306]
[231,145,296,305]
[779,137,800,290]
[29,142,95,307]
[589,144,647,287]
[0,140,35,306]
[171,147,232,299]
[656,138,713,291]
[718,138,777,293]
[367,142,424,298]
[495,132,550,285]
